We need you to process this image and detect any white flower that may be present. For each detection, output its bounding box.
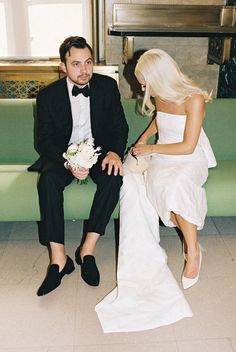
[66,144,78,155]
[63,138,101,169]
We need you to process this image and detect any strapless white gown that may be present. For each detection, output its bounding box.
[95,112,216,333]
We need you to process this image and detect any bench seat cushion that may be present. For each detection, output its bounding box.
[206,160,236,216]
[0,161,235,221]
[0,165,118,221]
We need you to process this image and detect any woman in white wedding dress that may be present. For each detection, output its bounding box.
[95,49,216,333]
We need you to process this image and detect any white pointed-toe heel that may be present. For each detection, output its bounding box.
[182,247,202,290]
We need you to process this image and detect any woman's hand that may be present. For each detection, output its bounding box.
[131,143,155,157]
[68,164,89,180]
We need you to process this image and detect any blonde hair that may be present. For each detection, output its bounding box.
[134,49,212,116]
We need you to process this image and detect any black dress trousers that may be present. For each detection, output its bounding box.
[37,158,122,245]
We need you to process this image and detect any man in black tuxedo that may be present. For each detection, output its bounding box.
[35,36,128,296]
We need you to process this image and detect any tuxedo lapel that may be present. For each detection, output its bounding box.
[89,74,103,137]
[57,78,72,119]
[55,78,73,142]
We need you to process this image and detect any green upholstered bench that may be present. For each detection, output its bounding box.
[203,100,236,216]
[0,98,236,221]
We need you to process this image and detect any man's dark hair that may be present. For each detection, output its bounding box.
[59,36,93,63]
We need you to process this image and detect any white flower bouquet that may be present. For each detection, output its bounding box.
[63,138,101,182]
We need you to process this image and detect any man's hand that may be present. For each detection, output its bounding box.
[67,164,89,180]
[101,152,123,176]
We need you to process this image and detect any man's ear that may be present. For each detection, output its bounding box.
[60,62,67,73]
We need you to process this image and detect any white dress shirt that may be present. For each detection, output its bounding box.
[67,77,92,145]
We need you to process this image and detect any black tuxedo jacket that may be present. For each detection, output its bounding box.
[35,73,128,167]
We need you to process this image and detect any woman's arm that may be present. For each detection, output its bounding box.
[137,119,158,144]
[132,94,205,156]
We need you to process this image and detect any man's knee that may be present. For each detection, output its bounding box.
[38,169,58,191]
[38,163,72,192]
[102,174,123,189]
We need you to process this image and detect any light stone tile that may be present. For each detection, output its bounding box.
[0,219,235,350]
[160,225,176,236]
[0,221,13,240]
[0,238,79,286]
[104,219,116,238]
[9,220,84,241]
[221,235,236,260]
[173,277,236,340]
[95,238,117,284]
[201,217,219,235]
[160,234,182,251]
[212,217,236,235]
[0,348,47,352]
[0,241,8,260]
[8,220,83,241]
[160,234,183,276]
[65,219,115,240]
[231,339,236,350]
[10,221,39,240]
[47,347,74,352]
[208,276,236,316]
[0,240,46,285]
[0,280,78,349]
[65,219,83,240]
[168,233,236,280]
[74,342,178,352]
[199,236,236,279]
[177,339,234,352]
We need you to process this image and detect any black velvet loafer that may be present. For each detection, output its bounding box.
[75,246,100,286]
[37,256,75,296]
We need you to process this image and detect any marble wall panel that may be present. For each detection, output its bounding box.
[104,0,224,98]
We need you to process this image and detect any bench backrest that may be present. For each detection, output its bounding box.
[0,98,235,163]
[122,98,236,161]
[0,99,37,163]
[204,99,236,160]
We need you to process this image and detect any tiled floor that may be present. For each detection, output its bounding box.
[0,217,236,352]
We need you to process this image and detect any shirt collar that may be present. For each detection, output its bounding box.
[66,77,90,96]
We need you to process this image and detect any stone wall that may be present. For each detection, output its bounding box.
[104,0,225,98]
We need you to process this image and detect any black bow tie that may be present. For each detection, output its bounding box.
[72,84,90,97]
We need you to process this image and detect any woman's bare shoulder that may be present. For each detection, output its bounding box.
[185,94,205,112]
[186,94,205,107]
